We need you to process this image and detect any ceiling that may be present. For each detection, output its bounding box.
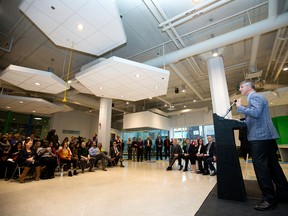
[0,0,288,123]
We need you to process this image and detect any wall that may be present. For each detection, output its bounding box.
[123,111,170,130]
[50,111,99,142]
[169,110,213,128]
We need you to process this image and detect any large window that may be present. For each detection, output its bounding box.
[0,110,50,138]
[172,124,215,144]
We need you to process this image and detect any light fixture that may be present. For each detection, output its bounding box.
[35,82,40,86]
[283,64,288,71]
[99,86,103,90]
[184,105,186,108]
[135,74,141,78]
[181,85,186,93]
[212,48,219,57]
[32,110,36,113]
[76,23,84,31]
[126,101,129,105]
[154,86,159,90]
[193,99,197,102]
[19,101,23,104]
[192,0,202,3]
[149,97,152,99]
[67,80,72,84]
[34,117,42,120]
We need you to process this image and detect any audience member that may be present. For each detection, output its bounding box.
[110,141,124,167]
[17,137,41,183]
[89,141,111,171]
[166,139,183,171]
[37,140,58,179]
[155,134,163,160]
[144,136,152,161]
[137,137,144,162]
[164,136,171,160]
[58,141,78,176]
[131,137,138,161]
[78,141,95,173]
[182,138,197,173]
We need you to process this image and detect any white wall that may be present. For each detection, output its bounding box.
[270,105,288,117]
[169,110,214,128]
[50,111,99,142]
[123,111,170,130]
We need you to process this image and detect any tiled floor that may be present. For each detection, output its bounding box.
[0,159,287,216]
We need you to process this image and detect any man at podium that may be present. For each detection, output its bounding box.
[236,81,288,211]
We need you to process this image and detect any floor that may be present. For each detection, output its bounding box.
[0,158,287,216]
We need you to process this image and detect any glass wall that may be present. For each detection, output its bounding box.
[0,110,50,138]
[122,129,169,152]
[172,124,215,145]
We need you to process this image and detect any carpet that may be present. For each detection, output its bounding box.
[195,180,288,216]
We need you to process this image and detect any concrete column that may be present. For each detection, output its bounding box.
[207,56,231,118]
[98,98,112,152]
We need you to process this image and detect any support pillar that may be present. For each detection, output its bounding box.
[207,56,231,118]
[98,98,112,152]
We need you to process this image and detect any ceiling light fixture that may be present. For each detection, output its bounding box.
[126,101,129,105]
[181,85,186,93]
[19,101,23,104]
[99,86,103,90]
[76,23,85,31]
[154,86,159,90]
[35,82,40,86]
[7,106,11,109]
[283,64,288,71]
[193,99,197,102]
[149,97,152,99]
[32,110,36,113]
[192,0,202,3]
[34,117,42,120]
[212,48,219,57]
[135,74,141,78]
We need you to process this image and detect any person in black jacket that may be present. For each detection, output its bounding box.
[155,134,163,160]
[166,139,183,171]
[182,138,198,172]
[202,136,216,176]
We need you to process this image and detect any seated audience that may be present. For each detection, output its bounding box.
[37,140,58,179]
[17,137,41,183]
[196,138,205,174]
[89,141,111,171]
[166,139,183,171]
[202,136,217,176]
[58,141,78,176]
[182,138,197,172]
[78,141,95,173]
[110,141,124,167]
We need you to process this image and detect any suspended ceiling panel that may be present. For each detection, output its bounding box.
[0,65,68,94]
[70,79,94,95]
[0,95,72,115]
[19,0,126,56]
[75,56,170,101]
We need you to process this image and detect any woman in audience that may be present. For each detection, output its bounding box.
[196,138,205,174]
[17,137,41,183]
[37,140,58,179]
[58,141,78,176]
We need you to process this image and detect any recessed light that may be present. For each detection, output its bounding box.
[34,117,42,120]
[32,110,36,113]
[19,101,23,104]
[164,104,167,107]
[154,86,159,90]
[99,86,103,90]
[193,99,197,102]
[67,80,72,84]
[120,95,124,98]
[184,105,186,108]
[135,74,141,78]
[35,82,40,86]
[126,101,129,105]
[7,106,11,109]
[149,97,152,99]
[76,23,85,31]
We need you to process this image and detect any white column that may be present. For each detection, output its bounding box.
[207,56,231,118]
[98,98,112,152]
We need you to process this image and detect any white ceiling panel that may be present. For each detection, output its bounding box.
[19,0,126,56]
[0,95,72,115]
[0,65,68,94]
[76,56,170,101]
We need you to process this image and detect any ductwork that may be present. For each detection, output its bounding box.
[144,12,288,68]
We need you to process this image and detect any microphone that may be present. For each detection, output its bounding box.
[223,99,237,118]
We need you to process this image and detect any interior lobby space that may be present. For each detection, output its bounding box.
[0,159,287,216]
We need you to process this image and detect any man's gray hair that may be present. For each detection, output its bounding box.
[240,80,255,89]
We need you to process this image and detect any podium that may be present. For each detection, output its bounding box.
[213,113,247,201]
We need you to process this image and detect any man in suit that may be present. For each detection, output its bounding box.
[236,81,288,211]
[155,134,163,160]
[144,136,152,161]
[202,136,216,176]
[166,139,183,171]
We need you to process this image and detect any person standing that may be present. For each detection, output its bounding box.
[144,136,152,161]
[164,136,171,160]
[236,80,288,211]
[137,137,144,162]
[155,134,163,160]
[127,138,132,160]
